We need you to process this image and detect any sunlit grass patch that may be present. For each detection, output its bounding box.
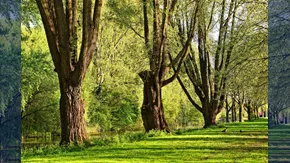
[22,119,268,163]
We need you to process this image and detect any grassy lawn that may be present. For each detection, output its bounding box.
[269,124,290,163]
[22,119,268,163]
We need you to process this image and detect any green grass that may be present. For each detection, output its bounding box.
[269,124,290,163]
[22,119,268,163]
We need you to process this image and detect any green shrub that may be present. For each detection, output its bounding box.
[146,130,170,137]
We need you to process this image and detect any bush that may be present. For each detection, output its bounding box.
[146,130,171,137]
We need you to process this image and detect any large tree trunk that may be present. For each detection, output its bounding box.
[139,71,169,132]
[59,81,87,145]
[202,102,218,128]
[203,111,217,128]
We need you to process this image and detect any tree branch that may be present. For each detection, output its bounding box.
[21,103,58,120]
[142,0,150,51]
[168,53,202,112]
[162,46,189,87]
[35,0,60,71]
[77,0,102,78]
[165,2,198,72]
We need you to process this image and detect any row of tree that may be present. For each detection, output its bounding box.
[21,0,267,145]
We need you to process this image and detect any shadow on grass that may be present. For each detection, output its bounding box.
[144,137,267,143]
[269,124,290,162]
[22,119,268,162]
[88,146,268,153]
[36,145,266,162]
[177,130,268,136]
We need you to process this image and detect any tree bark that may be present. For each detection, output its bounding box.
[139,71,169,132]
[203,109,217,128]
[200,100,219,128]
[59,81,87,145]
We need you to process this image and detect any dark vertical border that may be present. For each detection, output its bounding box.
[268,0,290,162]
[0,0,21,162]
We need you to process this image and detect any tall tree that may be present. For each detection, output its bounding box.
[35,0,103,145]
[175,0,267,127]
[174,0,238,127]
[138,0,198,132]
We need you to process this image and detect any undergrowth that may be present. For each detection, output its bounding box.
[22,130,170,157]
